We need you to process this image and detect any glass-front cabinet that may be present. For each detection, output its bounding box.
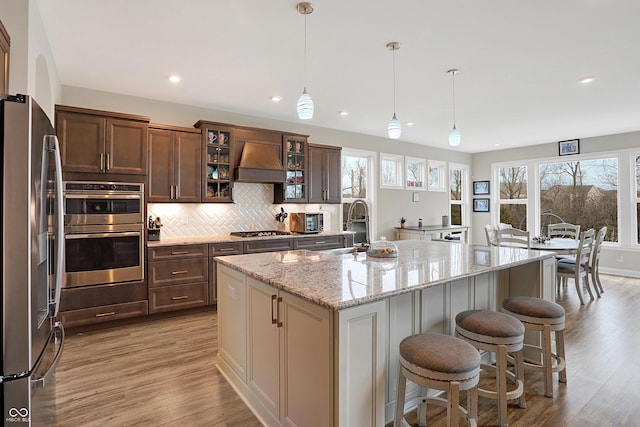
[275,135,307,203]
[201,124,234,203]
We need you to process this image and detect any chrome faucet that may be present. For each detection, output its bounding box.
[346,199,370,245]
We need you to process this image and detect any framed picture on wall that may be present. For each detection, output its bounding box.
[473,180,490,195]
[473,198,490,212]
[558,139,580,156]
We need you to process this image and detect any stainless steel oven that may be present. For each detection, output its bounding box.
[63,181,144,288]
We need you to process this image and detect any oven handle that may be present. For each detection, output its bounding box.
[63,194,142,200]
[65,231,141,239]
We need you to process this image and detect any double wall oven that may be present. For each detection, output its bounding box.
[63,181,144,288]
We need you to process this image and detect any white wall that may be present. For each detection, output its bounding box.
[472,132,640,276]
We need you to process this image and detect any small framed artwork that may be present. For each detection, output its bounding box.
[473,198,490,212]
[473,180,490,195]
[558,139,580,156]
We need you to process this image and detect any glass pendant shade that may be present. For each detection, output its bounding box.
[297,88,314,120]
[388,114,402,139]
[449,125,461,147]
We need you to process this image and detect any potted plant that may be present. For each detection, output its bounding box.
[400,217,406,228]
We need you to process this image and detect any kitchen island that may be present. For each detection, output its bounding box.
[215,240,556,427]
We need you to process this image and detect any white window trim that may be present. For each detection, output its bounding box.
[342,148,377,241]
[492,162,531,230]
[380,153,404,189]
[449,162,470,226]
[405,156,427,191]
[428,160,447,192]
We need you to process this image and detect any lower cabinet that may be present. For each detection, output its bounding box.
[218,265,332,427]
[209,241,244,304]
[147,244,209,313]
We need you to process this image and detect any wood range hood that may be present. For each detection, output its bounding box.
[234,142,286,183]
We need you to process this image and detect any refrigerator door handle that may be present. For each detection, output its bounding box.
[45,134,65,317]
[32,322,65,389]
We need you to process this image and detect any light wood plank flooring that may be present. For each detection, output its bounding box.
[52,275,640,426]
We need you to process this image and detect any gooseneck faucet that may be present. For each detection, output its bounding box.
[346,199,370,245]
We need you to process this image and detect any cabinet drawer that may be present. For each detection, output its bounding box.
[243,239,294,254]
[293,235,344,250]
[149,282,208,313]
[148,258,208,288]
[58,300,148,328]
[147,244,208,261]
[60,280,147,311]
[209,241,243,256]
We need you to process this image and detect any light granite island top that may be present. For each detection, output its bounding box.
[215,239,556,310]
[214,240,558,426]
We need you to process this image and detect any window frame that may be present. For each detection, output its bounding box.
[380,153,404,189]
[428,160,447,192]
[449,162,470,226]
[405,156,427,191]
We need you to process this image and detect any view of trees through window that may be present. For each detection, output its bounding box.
[342,155,367,199]
[540,158,618,241]
[499,166,528,230]
[450,168,463,225]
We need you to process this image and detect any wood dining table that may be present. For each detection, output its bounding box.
[529,237,579,255]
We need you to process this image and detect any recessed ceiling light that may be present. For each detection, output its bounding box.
[579,76,595,84]
[494,143,501,147]
[168,75,182,83]
[339,111,349,116]
[406,122,414,126]
[271,96,282,102]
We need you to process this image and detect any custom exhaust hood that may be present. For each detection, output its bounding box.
[235,142,286,183]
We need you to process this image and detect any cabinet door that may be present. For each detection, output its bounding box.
[324,147,341,203]
[106,118,148,175]
[57,111,105,173]
[309,145,341,204]
[247,278,280,417]
[148,128,175,202]
[175,131,202,202]
[307,147,325,203]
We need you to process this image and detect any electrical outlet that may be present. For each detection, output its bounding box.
[616,255,624,263]
[181,215,189,225]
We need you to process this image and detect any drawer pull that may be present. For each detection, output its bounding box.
[314,241,326,245]
[171,270,189,275]
[219,248,236,252]
[95,311,116,318]
[171,295,189,301]
[171,251,189,255]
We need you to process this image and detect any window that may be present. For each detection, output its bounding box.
[636,155,640,244]
[342,149,375,244]
[380,153,403,188]
[405,157,426,190]
[428,160,446,192]
[449,163,469,226]
[539,158,618,242]
[342,153,369,199]
[498,165,528,230]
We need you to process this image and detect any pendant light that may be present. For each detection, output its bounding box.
[447,68,461,147]
[386,42,401,139]
[296,2,314,120]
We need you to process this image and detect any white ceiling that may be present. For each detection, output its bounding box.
[37,0,640,153]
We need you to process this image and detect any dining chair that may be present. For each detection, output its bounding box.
[496,227,530,249]
[556,228,595,305]
[589,226,607,296]
[547,223,581,240]
[484,225,497,246]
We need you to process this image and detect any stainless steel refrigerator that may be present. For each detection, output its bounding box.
[1,94,64,426]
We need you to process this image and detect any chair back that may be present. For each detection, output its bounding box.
[591,226,607,267]
[575,228,596,268]
[484,225,497,246]
[496,227,530,249]
[548,223,581,240]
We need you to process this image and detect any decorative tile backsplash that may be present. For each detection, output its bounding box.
[148,183,339,239]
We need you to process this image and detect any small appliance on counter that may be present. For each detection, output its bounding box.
[290,212,323,234]
[148,216,162,241]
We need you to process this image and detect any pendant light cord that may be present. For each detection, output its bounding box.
[303,12,308,88]
[392,47,397,114]
[451,71,456,126]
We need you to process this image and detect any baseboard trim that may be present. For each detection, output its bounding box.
[599,267,640,278]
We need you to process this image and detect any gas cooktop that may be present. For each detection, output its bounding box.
[230,230,292,238]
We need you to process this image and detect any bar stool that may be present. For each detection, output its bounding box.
[502,296,566,397]
[455,310,526,427]
[395,333,481,427]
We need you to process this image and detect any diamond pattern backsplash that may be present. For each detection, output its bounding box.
[148,183,339,239]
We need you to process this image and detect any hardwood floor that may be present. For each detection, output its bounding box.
[52,275,640,426]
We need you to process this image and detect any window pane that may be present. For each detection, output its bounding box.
[638,202,640,244]
[450,204,462,225]
[539,158,618,242]
[450,169,462,201]
[499,166,527,199]
[500,204,527,230]
[636,155,640,198]
[342,155,367,199]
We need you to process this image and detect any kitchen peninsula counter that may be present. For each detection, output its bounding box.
[215,240,557,427]
[146,230,352,247]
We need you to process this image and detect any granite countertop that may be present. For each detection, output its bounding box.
[215,240,555,311]
[146,231,352,247]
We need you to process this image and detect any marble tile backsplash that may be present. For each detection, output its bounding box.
[148,183,340,239]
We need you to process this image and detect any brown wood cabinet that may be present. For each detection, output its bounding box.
[233,127,284,183]
[194,121,235,203]
[148,125,202,202]
[147,244,209,313]
[275,134,308,203]
[55,105,149,178]
[0,20,9,95]
[57,280,148,328]
[293,235,346,251]
[308,144,342,204]
[243,238,294,254]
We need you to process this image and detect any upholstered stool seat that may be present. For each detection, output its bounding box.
[502,296,566,398]
[455,310,526,427]
[395,333,481,427]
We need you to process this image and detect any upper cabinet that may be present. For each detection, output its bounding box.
[148,125,202,202]
[195,121,235,203]
[274,135,308,204]
[0,20,10,95]
[56,105,150,179]
[308,144,341,204]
